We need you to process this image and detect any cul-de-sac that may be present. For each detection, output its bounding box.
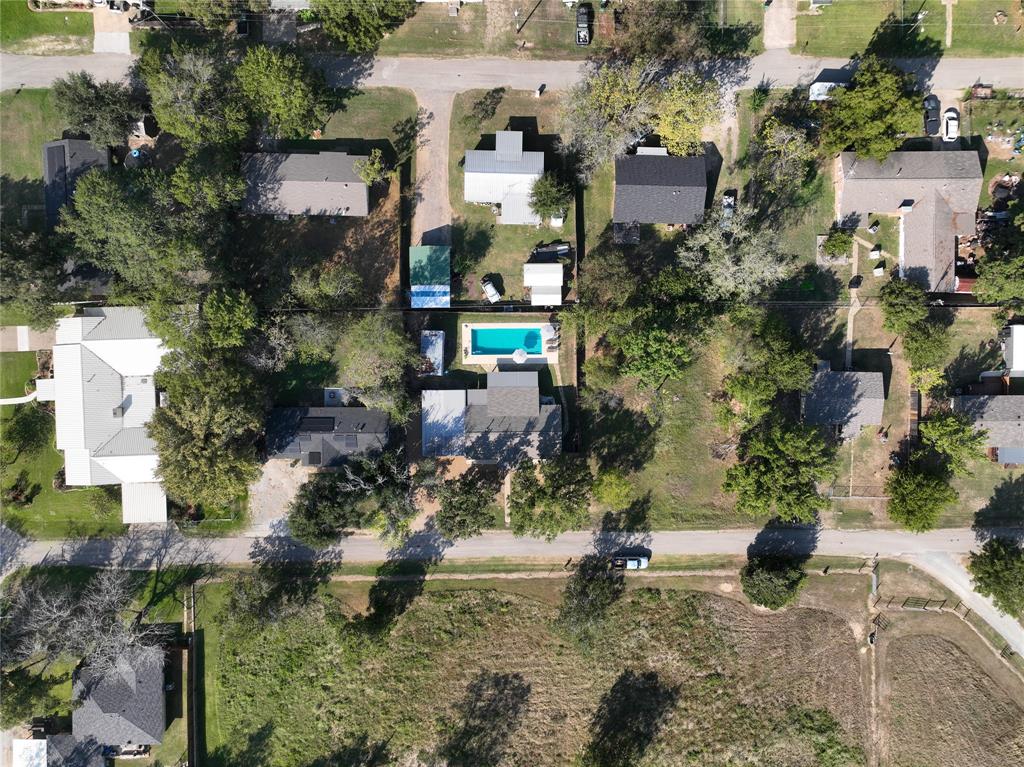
[1,1,1023,765]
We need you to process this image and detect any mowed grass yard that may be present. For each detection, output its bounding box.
[0,351,124,538]
[0,1,92,54]
[449,89,576,303]
[198,575,870,766]
[794,0,1022,56]
[0,88,65,229]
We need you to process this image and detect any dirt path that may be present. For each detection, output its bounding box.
[411,92,453,246]
[763,0,797,50]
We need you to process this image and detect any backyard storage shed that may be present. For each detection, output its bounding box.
[613,149,707,226]
[802,361,885,440]
[523,263,563,306]
[242,151,369,217]
[42,139,110,230]
[464,131,545,225]
[409,245,452,308]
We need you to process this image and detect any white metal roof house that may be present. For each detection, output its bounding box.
[34,307,169,524]
[1004,325,1024,377]
[464,131,544,225]
[523,263,563,306]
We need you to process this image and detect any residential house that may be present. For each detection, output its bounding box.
[802,361,885,440]
[954,395,1024,464]
[409,245,452,308]
[241,151,369,217]
[42,139,110,230]
[421,371,562,464]
[838,151,983,292]
[266,407,390,466]
[34,307,168,524]
[71,655,165,754]
[613,148,707,228]
[464,131,545,225]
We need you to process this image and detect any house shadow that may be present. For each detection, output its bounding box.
[703,141,723,211]
[973,474,1024,543]
[943,340,1003,393]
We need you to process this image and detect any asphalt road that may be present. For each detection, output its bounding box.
[5,524,1022,656]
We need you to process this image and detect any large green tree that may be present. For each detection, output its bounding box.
[884,465,957,532]
[740,556,806,610]
[748,117,816,203]
[974,240,1024,308]
[822,55,918,160]
[919,411,987,477]
[235,46,331,139]
[723,418,835,523]
[879,278,929,335]
[509,458,594,541]
[287,472,378,547]
[676,207,792,301]
[142,42,248,148]
[656,72,720,157]
[334,314,418,422]
[529,172,573,219]
[312,0,416,52]
[52,71,136,148]
[969,538,1024,618]
[433,469,498,541]
[0,226,72,330]
[557,555,625,643]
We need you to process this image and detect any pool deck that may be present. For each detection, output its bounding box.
[461,321,560,369]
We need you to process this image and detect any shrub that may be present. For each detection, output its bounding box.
[740,557,806,610]
[821,229,853,259]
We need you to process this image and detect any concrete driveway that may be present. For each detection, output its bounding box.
[763,0,797,50]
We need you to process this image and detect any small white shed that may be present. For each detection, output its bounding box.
[523,263,563,306]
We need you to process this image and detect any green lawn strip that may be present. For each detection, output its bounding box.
[949,0,1024,56]
[1,350,38,401]
[449,89,575,302]
[0,2,92,54]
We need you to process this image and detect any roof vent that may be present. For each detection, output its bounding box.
[112,406,124,417]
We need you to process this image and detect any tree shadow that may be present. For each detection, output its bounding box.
[865,11,944,87]
[775,304,846,364]
[580,669,679,767]
[429,671,532,767]
[363,520,451,632]
[0,519,30,578]
[206,721,274,767]
[586,403,657,473]
[943,340,1003,394]
[746,520,821,568]
[974,475,1024,544]
[304,734,394,767]
[556,553,626,642]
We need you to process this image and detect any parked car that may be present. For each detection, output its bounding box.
[923,95,941,136]
[612,555,650,570]
[942,108,960,142]
[576,3,592,46]
[480,277,501,304]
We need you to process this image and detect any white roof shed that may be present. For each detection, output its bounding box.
[523,263,563,306]
[1006,325,1024,376]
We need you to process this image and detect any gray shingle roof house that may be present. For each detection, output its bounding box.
[266,407,390,466]
[46,734,105,767]
[954,395,1024,464]
[839,151,982,292]
[613,149,707,226]
[241,152,369,217]
[42,139,110,230]
[421,371,562,464]
[72,656,165,748]
[802,361,885,440]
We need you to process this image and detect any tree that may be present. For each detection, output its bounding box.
[558,60,658,182]
[178,0,269,29]
[288,472,377,547]
[613,0,700,62]
[529,172,573,219]
[740,556,806,609]
[656,72,719,156]
[434,469,498,541]
[822,55,918,159]
[557,555,625,642]
[236,46,331,138]
[312,0,416,53]
[508,458,594,541]
[58,168,204,295]
[170,148,246,218]
[334,314,418,422]
[0,226,71,330]
[723,418,834,523]
[676,207,792,301]
[884,466,957,532]
[202,289,257,350]
[902,319,950,372]
[52,71,135,148]
[149,351,265,509]
[290,263,362,309]
[919,411,987,477]
[617,325,692,389]
[594,469,634,509]
[879,278,928,335]
[748,117,816,203]
[974,242,1024,307]
[821,228,854,260]
[969,538,1024,618]
[354,148,391,186]
[142,42,248,148]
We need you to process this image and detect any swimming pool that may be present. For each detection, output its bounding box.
[470,326,544,356]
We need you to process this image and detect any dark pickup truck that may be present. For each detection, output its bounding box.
[576,3,592,46]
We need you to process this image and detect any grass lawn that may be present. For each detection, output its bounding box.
[0,351,124,539]
[378,3,488,56]
[0,2,92,54]
[197,575,869,765]
[322,86,420,176]
[949,0,1024,55]
[0,88,65,230]
[794,0,945,57]
[449,89,577,303]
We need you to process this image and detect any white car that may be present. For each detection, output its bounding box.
[612,556,650,570]
[941,108,960,142]
[480,278,501,304]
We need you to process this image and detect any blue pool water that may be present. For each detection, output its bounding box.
[471,326,543,355]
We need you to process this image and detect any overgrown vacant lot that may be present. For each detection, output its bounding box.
[886,634,1024,766]
[200,581,868,766]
